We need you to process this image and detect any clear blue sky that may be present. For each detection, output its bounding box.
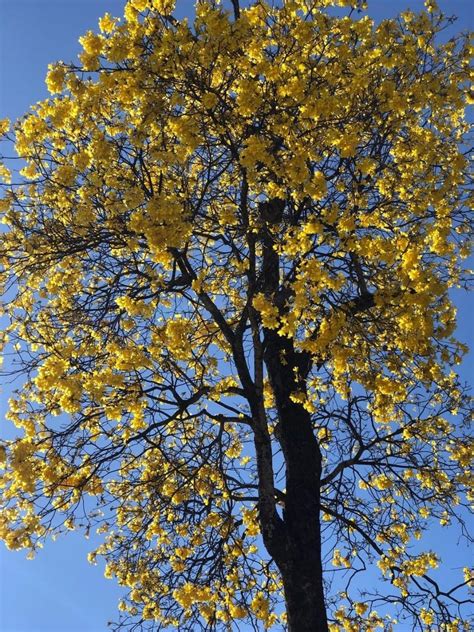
[0,1,472,631]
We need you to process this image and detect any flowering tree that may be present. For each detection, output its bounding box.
[0,1,472,630]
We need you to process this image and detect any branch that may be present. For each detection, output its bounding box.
[320,504,384,556]
[230,0,240,20]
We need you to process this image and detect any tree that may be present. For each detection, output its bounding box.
[0,0,472,630]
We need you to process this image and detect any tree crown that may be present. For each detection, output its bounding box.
[0,0,472,630]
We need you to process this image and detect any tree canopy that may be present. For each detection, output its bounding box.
[0,0,472,630]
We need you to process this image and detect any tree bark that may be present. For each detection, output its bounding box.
[250,198,328,631]
[265,333,329,632]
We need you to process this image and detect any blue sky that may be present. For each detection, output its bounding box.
[0,1,472,631]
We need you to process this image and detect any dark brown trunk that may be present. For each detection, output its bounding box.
[275,401,328,632]
[279,481,328,632]
[284,564,328,632]
[264,332,329,632]
[254,198,329,632]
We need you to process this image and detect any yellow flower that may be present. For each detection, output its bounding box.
[0,118,10,136]
[45,64,66,93]
[98,13,117,34]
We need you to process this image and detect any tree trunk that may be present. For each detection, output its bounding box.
[264,332,329,632]
[284,563,328,632]
[254,198,329,631]
[276,401,328,632]
[279,480,328,632]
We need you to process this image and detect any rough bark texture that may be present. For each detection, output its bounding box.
[265,332,328,632]
[251,198,329,632]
